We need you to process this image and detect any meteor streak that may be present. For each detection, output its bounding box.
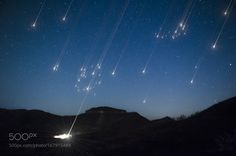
[111,70,115,76]
[190,68,198,84]
[94,0,130,73]
[142,87,152,104]
[142,68,146,74]
[111,2,143,77]
[111,55,121,76]
[224,0,234,16]
[52,34,71,72]
[141,48,155,75]
[111,38,129,76]
[142,98,147,104]
[212,0,234,49]
[189,53,205,85]
[182,0,196,30]
[155,0,175,39]
[53,64,59,71]
[173,0,196,38]
[62,0,74,21]
[32,0,47,28]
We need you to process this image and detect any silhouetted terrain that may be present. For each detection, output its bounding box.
[0,97,236,156]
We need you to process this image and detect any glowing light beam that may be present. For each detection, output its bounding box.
[224,0,234,16]
[32,0,47,28]
[54,133,72,140]
[62,0,74,21]
[212,0,234,49]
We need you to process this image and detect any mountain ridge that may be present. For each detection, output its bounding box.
[0,96,236,156]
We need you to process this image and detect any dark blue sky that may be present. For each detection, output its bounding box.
[0,0,235,119]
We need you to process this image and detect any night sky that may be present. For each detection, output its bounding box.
[0,0,236,119]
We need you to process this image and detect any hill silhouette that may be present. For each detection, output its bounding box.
[0,97,236,155]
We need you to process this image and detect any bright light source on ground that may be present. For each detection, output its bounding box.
[54,133,72,140]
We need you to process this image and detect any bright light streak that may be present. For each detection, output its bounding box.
[155,0,174,40]
[112,70,115,76]
[62,0,74,21]
[224,0,233,16]
[142,68,146,74]
[94,0,130,71]
[53,34,71,71]
[53,64,59,71]
[212,43,216,49]
[97,64,101,69]
[32,23,36,28]
[190,64,200,85]
[54,133,72,140]
[173,0,196,39]
[142,48,155,75]
[142,93,150,104]
[112,22,132,77]
[190,79,194,84]
[67,0,130,136]
[68,90,89,135]
[190,71,197,84]
[85,84,92,92]
[32,0,47,28]
[212,0,233,50]
[91,71,95,76]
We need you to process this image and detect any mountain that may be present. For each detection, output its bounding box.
[104,97,236,156]
[0,97,236,156]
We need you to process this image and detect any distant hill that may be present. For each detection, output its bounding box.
[0,97,236,156]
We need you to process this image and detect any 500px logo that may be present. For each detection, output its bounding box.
[9,133,37,141]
